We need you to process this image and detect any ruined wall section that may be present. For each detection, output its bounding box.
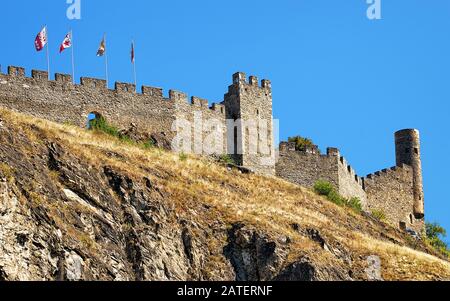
[364,165,424,233]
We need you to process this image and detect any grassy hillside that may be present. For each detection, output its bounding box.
[0,107,449,281]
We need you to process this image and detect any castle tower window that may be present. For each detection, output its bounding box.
[414,148,419,155]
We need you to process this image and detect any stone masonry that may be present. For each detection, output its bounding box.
[277,130,426,233]
[0,65,425,232]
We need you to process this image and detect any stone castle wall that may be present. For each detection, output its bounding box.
[337,156,367,206]
[276,142,367,206]
[0,66,226,154]
[276,141,424,233]
[0,65,425,233]
[276,142,340,190]
[364,166,424,233]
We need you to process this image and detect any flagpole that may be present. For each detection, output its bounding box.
[46,26,50,80]
[71,30,75,84]
[104,34,109,88]
[132,40,137,92]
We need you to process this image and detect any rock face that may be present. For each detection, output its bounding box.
[0,109,449,281]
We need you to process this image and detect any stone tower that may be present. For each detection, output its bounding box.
[395,129,425,219]
[223,72,275,175]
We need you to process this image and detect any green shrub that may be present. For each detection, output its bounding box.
[288,136,315,152]
[179,153,188,161]
[313,181,362,213]
[313,180,335,196]
[218,154,236,165]
[89,116,120,138]
[89,116,136,145]
[143,139,155,149]
[347,197,363,213]
[426,222,450,258]
[327,190,346,206]
[371,209,387,222]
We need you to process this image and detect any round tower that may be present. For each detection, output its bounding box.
[395,129,425,219]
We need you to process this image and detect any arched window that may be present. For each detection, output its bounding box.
[87,112,104,129]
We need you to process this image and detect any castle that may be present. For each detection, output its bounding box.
[0,66,425,233]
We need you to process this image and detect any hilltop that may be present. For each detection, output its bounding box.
[0,108,449,281]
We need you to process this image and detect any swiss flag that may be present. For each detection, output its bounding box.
[34,26,48,52]
[59,32,72,53]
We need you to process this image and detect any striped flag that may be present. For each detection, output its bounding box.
[34,26,48,51]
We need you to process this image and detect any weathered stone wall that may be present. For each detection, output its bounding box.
[172,91,227,154]
[395,129,425,218]
[0,67,175,138]
[277,143,367,206]
[0,66,226,155]
[276,143,340,190]
[337,156,367,206]
[223,72,275,175]
[364,165,424,233]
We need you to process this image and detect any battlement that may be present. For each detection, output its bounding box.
[338,155,364,187]
[0,65,227,117]
[231,72,272,91]
[364,164,413,182]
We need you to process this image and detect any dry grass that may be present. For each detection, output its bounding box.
[1,107,450,280]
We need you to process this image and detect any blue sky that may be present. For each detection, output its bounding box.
[1,0,449,242]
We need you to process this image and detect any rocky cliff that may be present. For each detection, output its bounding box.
[0,108,449,281]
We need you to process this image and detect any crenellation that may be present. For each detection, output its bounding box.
[261,79,271,90]
[31,70,49,81]
[115,82,136,94]
[169,90,188,103]
[55,73,73,84]
[327,147,340,157]
[211,103,225,115]
[142,86,163,97]
[80,77,107,89]
[191,96,209,108]
[249,76,258,87]
[279,142,296,152]
[232,72,246,84]
[8,66,25,77]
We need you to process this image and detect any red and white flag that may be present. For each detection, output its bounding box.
[34,26,48,51]
[59,32,72,53]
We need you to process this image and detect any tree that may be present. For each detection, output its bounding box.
[426,222,449,256]
[288,136,315,152]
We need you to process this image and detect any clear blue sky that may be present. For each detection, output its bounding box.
[1,0,449,242]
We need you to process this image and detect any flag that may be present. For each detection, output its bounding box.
[34,26,48,52]
[131,41,135,63]
[97,36,106,56]
[59,32,72,53]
